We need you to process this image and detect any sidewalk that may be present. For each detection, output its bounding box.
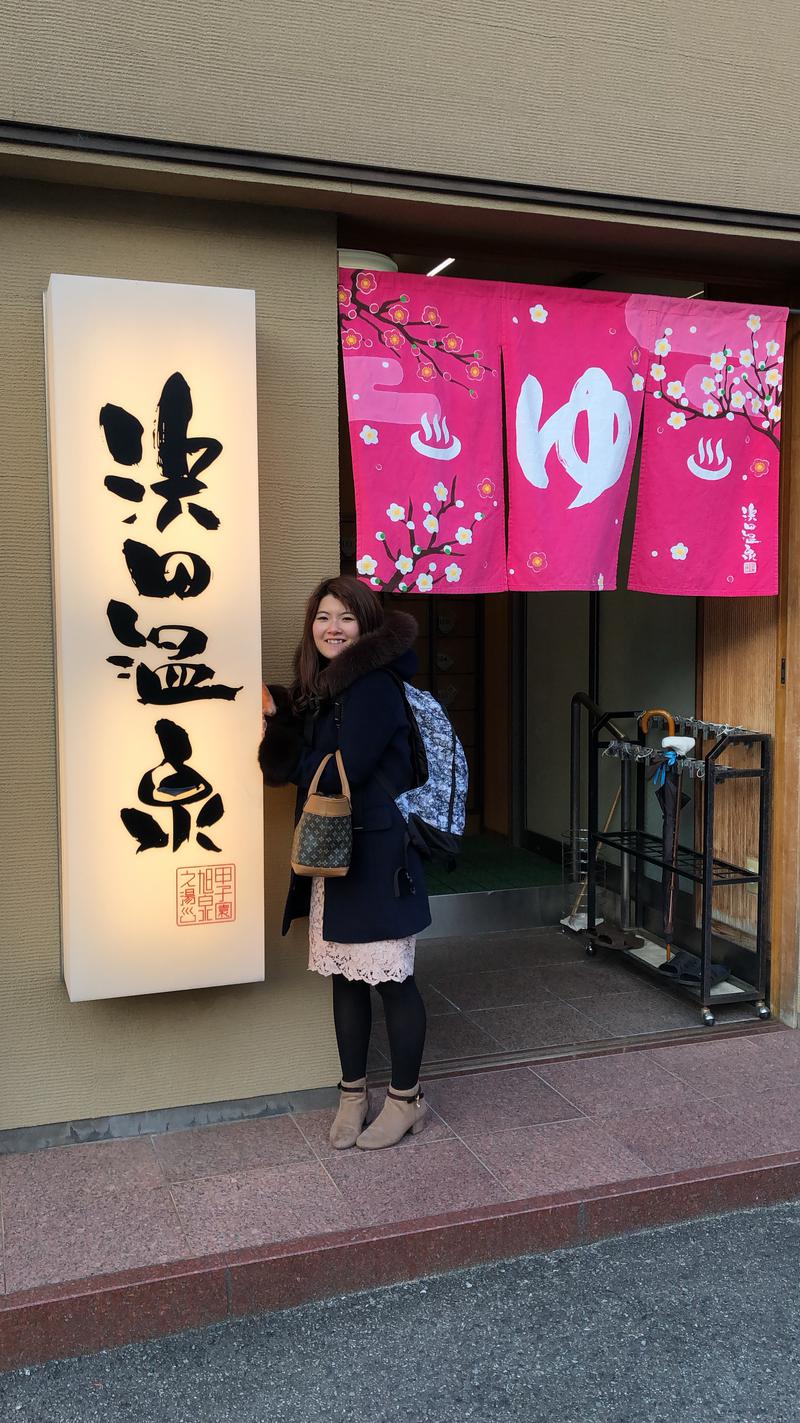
[4,1026,800,1370]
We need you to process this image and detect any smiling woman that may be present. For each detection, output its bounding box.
[259,576,432,1151]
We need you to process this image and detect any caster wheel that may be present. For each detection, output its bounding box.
[586,943,598,957]
[758,1004,771,1021]
[702,1009,716,1027]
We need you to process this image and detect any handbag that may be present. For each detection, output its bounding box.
[290,750,352,877]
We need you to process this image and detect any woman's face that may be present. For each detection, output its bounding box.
[312,594,361,660]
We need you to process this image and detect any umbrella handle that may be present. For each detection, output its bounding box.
[640,707,676,738]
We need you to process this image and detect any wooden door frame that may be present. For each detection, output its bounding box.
[770,315,800,1025]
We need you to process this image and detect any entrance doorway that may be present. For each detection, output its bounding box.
[338,241,783,1069]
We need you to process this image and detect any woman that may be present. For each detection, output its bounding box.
[259,576,431,1150]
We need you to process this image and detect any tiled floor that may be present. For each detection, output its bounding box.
[367,927,759,1071]
[2,1029,800,1299]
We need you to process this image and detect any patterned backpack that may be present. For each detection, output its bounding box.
[382,673,469,871]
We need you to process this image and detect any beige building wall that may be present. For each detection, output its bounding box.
[2,1,796,215]
[0,178,342,1130]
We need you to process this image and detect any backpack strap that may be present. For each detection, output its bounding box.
[447,722,457,830]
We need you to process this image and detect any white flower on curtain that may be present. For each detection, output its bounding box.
[648,317,782,451]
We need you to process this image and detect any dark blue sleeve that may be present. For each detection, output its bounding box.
[294,672,407,793]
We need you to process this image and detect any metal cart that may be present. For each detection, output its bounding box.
[572,697,772,1026]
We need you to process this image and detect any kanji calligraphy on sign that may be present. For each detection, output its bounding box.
[45,275,264,1001]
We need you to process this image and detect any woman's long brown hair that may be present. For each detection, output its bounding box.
[291,575,383,711]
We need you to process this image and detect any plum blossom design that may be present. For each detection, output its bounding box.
[338,271,495,393]
[527,551,548,573]
[382,328,406,351]
[477,477,496,498]
[632,373,645,392]
[750,456,770,477]
[647,315,783,449]
[359,425,379,446]
[356,476,495,593]
[342,329,362,351]
[529,305,548,323]
[670,542,689,561]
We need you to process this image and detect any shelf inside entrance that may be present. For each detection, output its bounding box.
[592,829,760,886]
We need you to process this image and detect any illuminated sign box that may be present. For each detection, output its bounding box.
[45,275,265,1000]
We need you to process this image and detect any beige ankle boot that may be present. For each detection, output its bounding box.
[355,1085,427,1150]
[329,1078,369,1149]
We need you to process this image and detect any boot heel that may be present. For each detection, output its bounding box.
[411,1114,427,1134]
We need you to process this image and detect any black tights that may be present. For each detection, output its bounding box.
[332,973,427,1091]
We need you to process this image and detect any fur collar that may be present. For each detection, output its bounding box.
[321,611,418,697]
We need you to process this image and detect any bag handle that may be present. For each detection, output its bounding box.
[307,750,351,801]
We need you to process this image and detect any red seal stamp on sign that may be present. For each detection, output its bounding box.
[176,864,236,926]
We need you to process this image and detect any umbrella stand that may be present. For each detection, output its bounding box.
[640,710,695,962]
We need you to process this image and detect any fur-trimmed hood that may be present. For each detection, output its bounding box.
[321,610,418,697]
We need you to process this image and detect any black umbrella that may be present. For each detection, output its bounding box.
[640,710,695,961]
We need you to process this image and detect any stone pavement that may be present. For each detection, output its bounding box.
[5,1202,800,1421]
[4,1027,800,1369]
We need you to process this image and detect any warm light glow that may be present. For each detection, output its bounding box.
[426,257,455,278]
[45,275,264,1001]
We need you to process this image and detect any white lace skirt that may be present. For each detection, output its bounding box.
[308,876,416,985]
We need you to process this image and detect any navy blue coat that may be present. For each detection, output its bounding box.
[259,613,432,944]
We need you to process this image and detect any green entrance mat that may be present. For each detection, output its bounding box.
[426,834,562,896]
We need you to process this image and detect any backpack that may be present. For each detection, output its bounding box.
[381,673,468,871]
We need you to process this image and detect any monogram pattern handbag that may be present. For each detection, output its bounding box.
[290,751,352,877]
